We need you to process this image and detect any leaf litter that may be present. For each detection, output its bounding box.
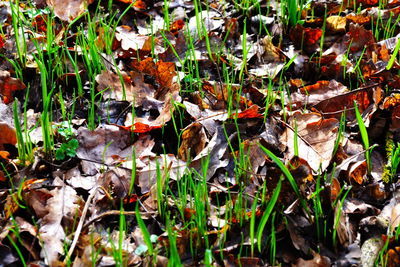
[2,0,400,266]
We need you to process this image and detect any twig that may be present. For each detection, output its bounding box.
[64,186,98,264]
[82,210,156,230]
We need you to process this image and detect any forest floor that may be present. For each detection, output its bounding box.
[1,0,400,266]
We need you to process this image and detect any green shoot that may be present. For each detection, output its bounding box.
[387,39,400,70]
[259,144,311,217]
[354,101,371,174]
[256,178,281,252]
[135,203,154,256]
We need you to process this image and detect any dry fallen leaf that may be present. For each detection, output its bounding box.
[178,122,208,161]
[29,184,80,265]
[46,0,92,22]
[290,80,348,109]
[280,112,339,172]
[0,70,26,104]
[349,160,368,185]
[133,154,187,194]
[327,15,347,32]
[115,26,151,51]
[96,70,155,106]
[0,122,16,149]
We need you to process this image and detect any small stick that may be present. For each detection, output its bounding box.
[64,186,99,264]
[82,210,156,230]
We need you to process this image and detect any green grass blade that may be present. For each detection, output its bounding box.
[256,178,281,252]
[353,101,371,173]
[259,144,311,216]
[135,204,154,255]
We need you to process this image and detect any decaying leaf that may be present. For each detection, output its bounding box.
[290,80,348,108]
[29,184,80,265]
[134,154,186,194]
[95,70,155,106]
[76,125,133,174]
[293,252,331,267]
[190,127,229,180]
[348,160,368,185]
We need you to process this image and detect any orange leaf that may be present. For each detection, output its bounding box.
[0,72,26,104]
[349,161,367,185]
[156,60,176,88]
[0,35,4,49]
[289,24,322,47]
[0,151,10,160]
[133,0,146,10]
[234,105,263,119]
[346,14,370,25]
[170,20,185,36]
[32,15,48,34]
[122,122,163,133]
[330,177,341,203]
[184,208,196,220]
[0,122,17,150]
[383,94,400,109]
[131,57,157,76]
[300,80,330,94]
[357,0,378,5]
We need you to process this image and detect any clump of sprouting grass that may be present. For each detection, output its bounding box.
[332,185,352,248]
[382,134,400,183]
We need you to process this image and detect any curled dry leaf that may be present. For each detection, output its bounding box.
[0,121,16,150]
[348,160,368,185]
[132,82,181,129]
[326,15,347,32]
[0,121,16,160]
[0,70,26,104]
[336,198,379,248]
[46,0,93,22]
[190,127,229,181]
[280,112,339,172]
[178,122,208,161]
